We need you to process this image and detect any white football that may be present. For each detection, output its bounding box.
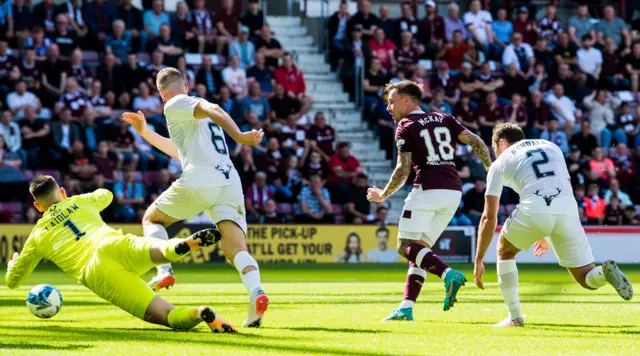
[26,284,63,318]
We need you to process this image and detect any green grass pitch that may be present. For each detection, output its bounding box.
[1,263,639,355]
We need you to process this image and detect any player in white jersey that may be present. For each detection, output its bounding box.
[122,67,269,328]
[474,123,633,327]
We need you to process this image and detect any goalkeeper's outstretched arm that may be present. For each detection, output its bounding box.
[5,234,41,289]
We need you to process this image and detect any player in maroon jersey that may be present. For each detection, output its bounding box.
[367,81,491,320]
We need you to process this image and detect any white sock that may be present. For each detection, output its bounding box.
[144,223,172,274]
[233,251,262,293]
[585,266,607,289]
[398,300,415,309]
[441,267,452,280]
[497,259,521,320]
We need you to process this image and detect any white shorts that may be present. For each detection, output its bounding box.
[502,207,595,268]
[398,189,462,247]
[155,181,248,235]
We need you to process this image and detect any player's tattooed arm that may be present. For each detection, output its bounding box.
[380,152,412,200]
[458,130,492,170]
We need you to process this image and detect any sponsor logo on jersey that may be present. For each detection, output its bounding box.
[534,188,562,206]
[215,164,233,179]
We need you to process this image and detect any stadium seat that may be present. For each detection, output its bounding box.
[35,170,61,182]
[0,201,23,223]
[276,203,293,215]
[332,204,343,215]
[143,171,158,186]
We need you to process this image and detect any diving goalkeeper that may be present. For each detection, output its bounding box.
[5,175,236,333]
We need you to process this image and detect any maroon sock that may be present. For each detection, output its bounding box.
[405,243,449,278]
[403,261,426,302]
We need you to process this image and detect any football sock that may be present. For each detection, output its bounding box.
[400,262,426,309]
[497,259,522,320]
[167,306,203,330]
[405,243,449,279]
[145,223,173,274]
[234,251,262,293]
[585,266,607,289]
[162,238,192,262]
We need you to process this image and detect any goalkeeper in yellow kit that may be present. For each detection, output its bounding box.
[5,175,236,333]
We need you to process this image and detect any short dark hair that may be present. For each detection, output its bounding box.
[356,173,368,180]
[29,175,59,201]
[337,142,350,150]
[492,123,525,147]
[582,33,593,41]
[383,80,423,104]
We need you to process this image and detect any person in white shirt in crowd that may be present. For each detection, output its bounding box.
[366,227,401,263]
[577,34,603,85]
[6,81,49,120]
[222,54,248,99]
[545,82,580,128]
[0,110,23,165]
[583,89,622,148]
[133,82,164,126]
[502,32,534,76]
[463,0,495,58]
[604,178,633,207]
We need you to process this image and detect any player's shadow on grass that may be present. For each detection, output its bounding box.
[0,342,93,351]
[268,326,391,334]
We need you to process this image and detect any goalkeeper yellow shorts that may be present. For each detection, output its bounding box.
[82,233,157,319]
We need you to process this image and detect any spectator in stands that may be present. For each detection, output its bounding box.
[235,145,256,190]
[229,26,255,69]
[143,0,169,41]
[12,0,33,47]
[0,135,25,192]
[51,108,80,167]
[41,44,69,107]
[605,177,633,206]
[49,14,79,61]
[275,155,303,201]
[566,145,588,187]
[152,24,183,66]
[454,91,478,131]
[222,54,248,99]
[328,1,350,71]
[624,41,640,99]
[279,114,308,159]
[216,86,243,124]
[215,0,240,55]
[297,174,334,223]
[502,32,534,76]
[269,82,299,122]
[505,92,527,128]
[442,4,466,43]
[527,89,548,139]
[622,206,640,225]
[492,8,512,59]
[327,142,362,203]
[145,50,167,89]
[478,91,503,144]
[146,168,171,203]
[188,0,216,54]
[195,54,222,97]
[439,30,467,72]
[345,173,371,224]
[540,117,569,156]
[32,0,58,34]
[462,177,485,226]
[463,0,493,57]
[363,57,388,119]
[113,168,144,222]
[175,55,195,89]
[619,103,639,147]
[502,64,529,99]
[261,137,282,180]
[611,143,635,188]
[307,111,335,162]
[133,82,163,125]
[427,88,452,115]
[68,49,91,94]
[246,52,274,97]
[349,0,379,41]
[260,199,287,224]
[397,1,419,43]
[7,81,42,120]
[583,89,623,148]
[378,5,394,41]
[553,32,578,70]
[603,195,623,225]
[595,5,631,51]
[0,110,22,162]
[420,0,445,60]
[570,120,598,159]
[254,24,283,69]
[411,66,431,101]
[274,53,314,120]
[92,141,117,181]
[545,83,577,128]
[463,38,485,70]
[118,0,146,52]
[371,206,389,226]
[25,27,51,61]
[584,184,606,225]
[69,140,96,182]
[429,61,459,106]
[303,150,328,181]
[602,38,628,90]
[105,20,132,64]
[56,78,90,121]
[243,81,270,124]
[537,2,562,44]
[84,0,116,49]
[533,37,555,74]
[19,107,50,169]
[241,0,264,39]
[245,171,273,223]
[81,108,99,153]
[96,52,125,106]
[576,34,602,85]
[112,117,140,171]
[369,28,396,70]
[121,52,145,104]
[18,48,42,94]
[395,30,420,73]
[568,4,595,48]
[589,147,616,187]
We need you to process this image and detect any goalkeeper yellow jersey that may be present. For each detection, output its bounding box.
[5,189,116,289]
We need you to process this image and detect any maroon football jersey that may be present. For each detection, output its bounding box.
[395,111,466,191]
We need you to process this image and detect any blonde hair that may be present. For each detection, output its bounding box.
[156,67,185,91]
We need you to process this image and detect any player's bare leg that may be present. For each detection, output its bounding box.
[568,262,633,300]
[494,234,524,327]
[217,220,269,328]
[144,295,236,332]
[143,205,181,291]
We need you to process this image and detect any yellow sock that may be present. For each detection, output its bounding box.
[163,239,189,262]
[167,307,202,330]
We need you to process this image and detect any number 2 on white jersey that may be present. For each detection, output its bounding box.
[420,127,454,162]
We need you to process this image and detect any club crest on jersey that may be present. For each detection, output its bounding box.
[534,188,562,206]
[215,164,232,179]
[396,139,405,148]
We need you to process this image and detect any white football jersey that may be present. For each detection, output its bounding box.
[163,94,239,187]
[485,139,577,217]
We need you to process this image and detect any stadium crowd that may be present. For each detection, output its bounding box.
[331,0,640,226]
[0,0,392,226]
